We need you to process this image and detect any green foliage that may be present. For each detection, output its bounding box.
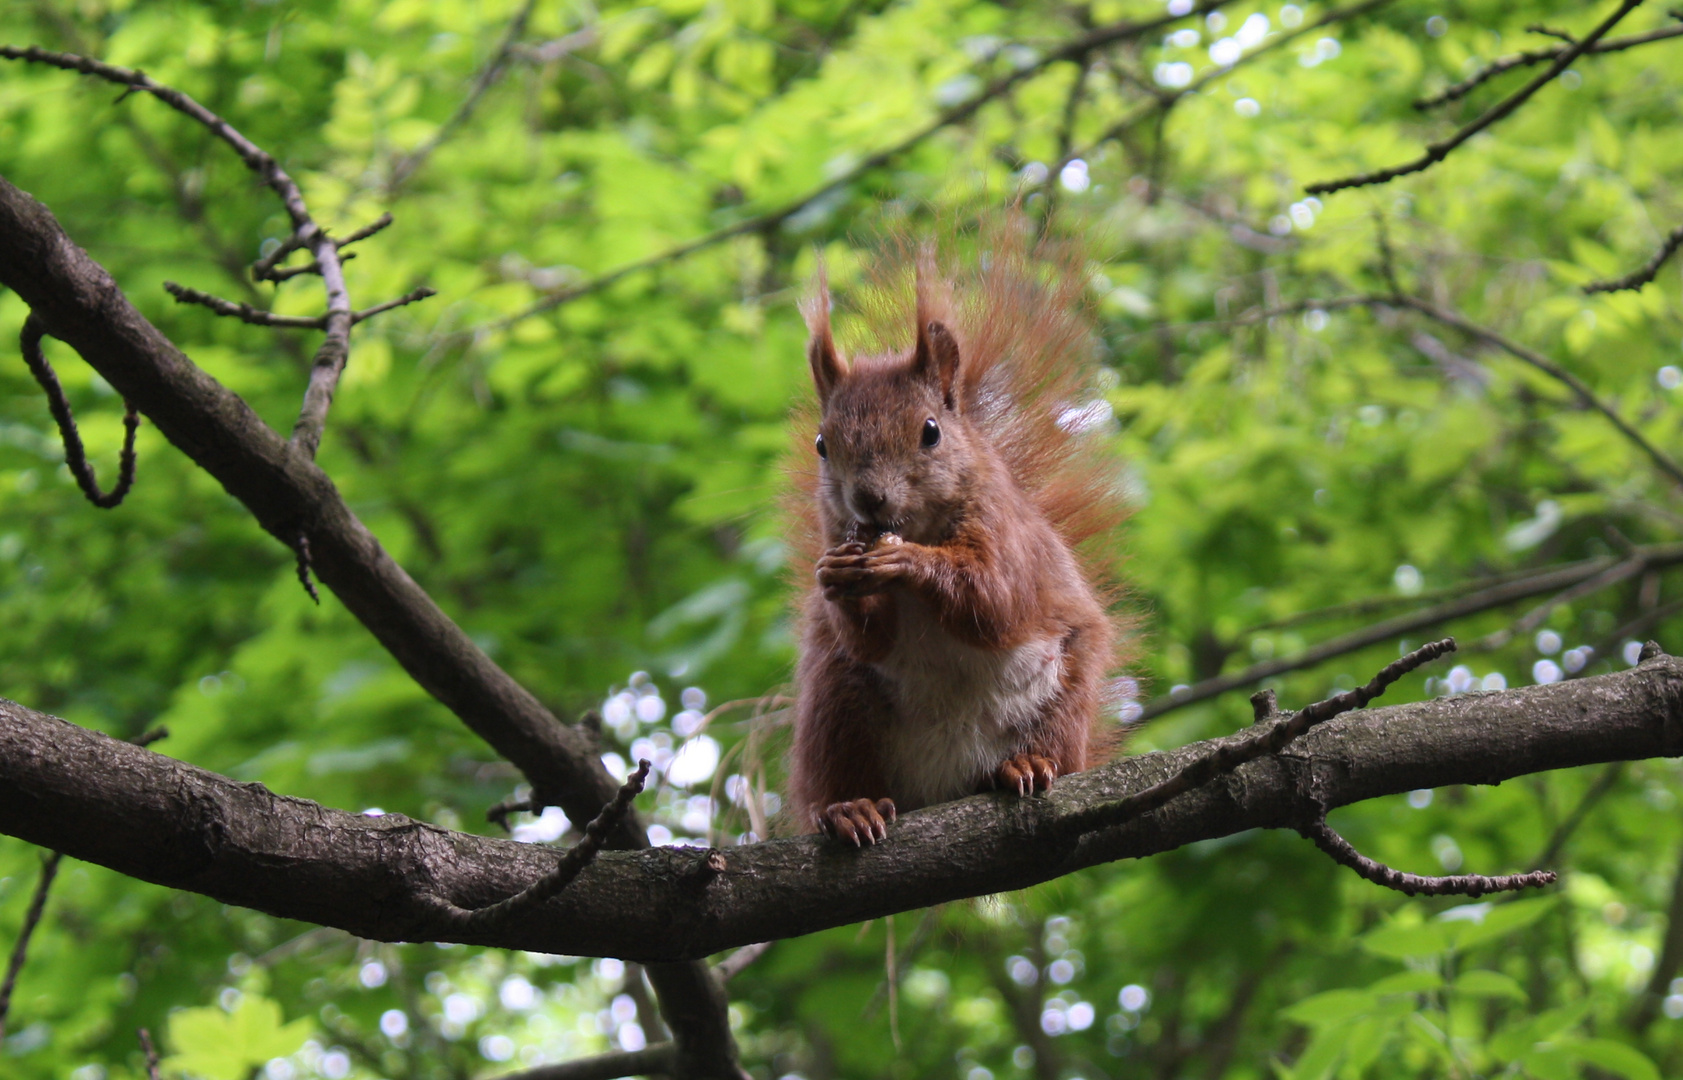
[2,0,1683,1078]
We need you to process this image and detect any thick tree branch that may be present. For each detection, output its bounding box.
[4,650,1682,961]
[0,170,739,1078]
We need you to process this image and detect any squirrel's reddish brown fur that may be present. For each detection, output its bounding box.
[785,225,1132,846]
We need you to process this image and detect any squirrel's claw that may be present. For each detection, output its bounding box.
[816,544,913,598]
[994,753,1058,796]
[819,797,897,846]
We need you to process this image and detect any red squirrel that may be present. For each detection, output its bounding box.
[787,238,1128,845]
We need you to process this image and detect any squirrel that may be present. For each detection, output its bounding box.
[786,233,1130,846]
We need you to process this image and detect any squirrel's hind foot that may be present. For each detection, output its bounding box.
[994,753,1058,796]
[819,798,897,846]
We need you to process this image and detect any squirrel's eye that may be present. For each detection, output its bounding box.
[815,433,828,459]
[921,418,941,448]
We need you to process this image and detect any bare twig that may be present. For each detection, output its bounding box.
[1299,814,1557,897]
[488,796,538,831]
[1306,0,1645,195]
[715,941,773,981]
[388,0,539,189]
[138,1027,161,1080]
[492,1044,676,1080]
[1583,222,1683,294]
[1140,548,1683,721]
[1476,553,1650,650]
[165,282,325,328]
[1069,640,1457,836]
[1632,841,1683,1030]
[19,315,138,509]
[432,761,651,930]
[0,45,361,458]
[1416,20,1683,109]
[166,281,435,328]
[0,853,61,1042]
[1529,762,1623,871]
[1392,293,1683,488]
[1151,294,1683,490]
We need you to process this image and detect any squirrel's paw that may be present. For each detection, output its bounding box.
[994,753,1058,797]
[818,797,897,847]
[816,545,912,599]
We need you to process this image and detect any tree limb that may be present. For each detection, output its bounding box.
[0,169,738,1078]
[4,648,1682,961]
[1305,0,1645,195]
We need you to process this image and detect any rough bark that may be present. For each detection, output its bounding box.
[4,650,1680,962]
[0,170,738,1077]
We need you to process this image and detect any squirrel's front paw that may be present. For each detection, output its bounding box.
[818,797,897,846]
[994,753,1058,796]
[816,545,911,599]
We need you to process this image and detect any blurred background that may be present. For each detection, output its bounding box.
[2,0,1682,1076]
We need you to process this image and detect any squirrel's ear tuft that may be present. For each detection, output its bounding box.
[801,259,847,404]
[914,319,961,408]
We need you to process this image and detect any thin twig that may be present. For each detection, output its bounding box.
[1392,293,1683,488]
[388,0,539,189]
[1147,294,1683,491]
[138,1027,162,1080]
[1306,0,1645,195]
[0,853,62,1042]
[165,282,325,328]
[1299,815,1557,897]
[294,532,321,605]
[1415,21,1683,109]
[1529,762,1623,871]
[431,761,650,930]
[1140,549,1683,721]
[167,282,435,329]
[1068,640,1457,836]
[19,316,139,509]
[1476,553,1650,650]
[0,45,362,459]
[1584,222,1683,294]
[490,1043,676,1080]
[715,941,773,981]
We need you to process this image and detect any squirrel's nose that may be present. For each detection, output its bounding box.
[850,486,887,519]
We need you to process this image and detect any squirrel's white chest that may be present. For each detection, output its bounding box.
[870,592,1063,810]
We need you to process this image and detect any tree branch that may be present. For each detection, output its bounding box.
[0,169,738,1078]
[1414,20,1683,110]
[1305,0,1645,195]
[0,45,360,458]
[387,0,540,190]
[1140,543,1683,721]
[1583,221,1683,294]
[5,647,1682,961]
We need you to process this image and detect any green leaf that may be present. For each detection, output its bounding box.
[1451,969,1527,1002]
[162,994,312,1080]
[1555,1038,1661,1080]
[1279,989,1380,1028]
[1360,919,1454,960]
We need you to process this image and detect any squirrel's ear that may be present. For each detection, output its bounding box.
[802,262,846,404]
[914,319,961,408]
